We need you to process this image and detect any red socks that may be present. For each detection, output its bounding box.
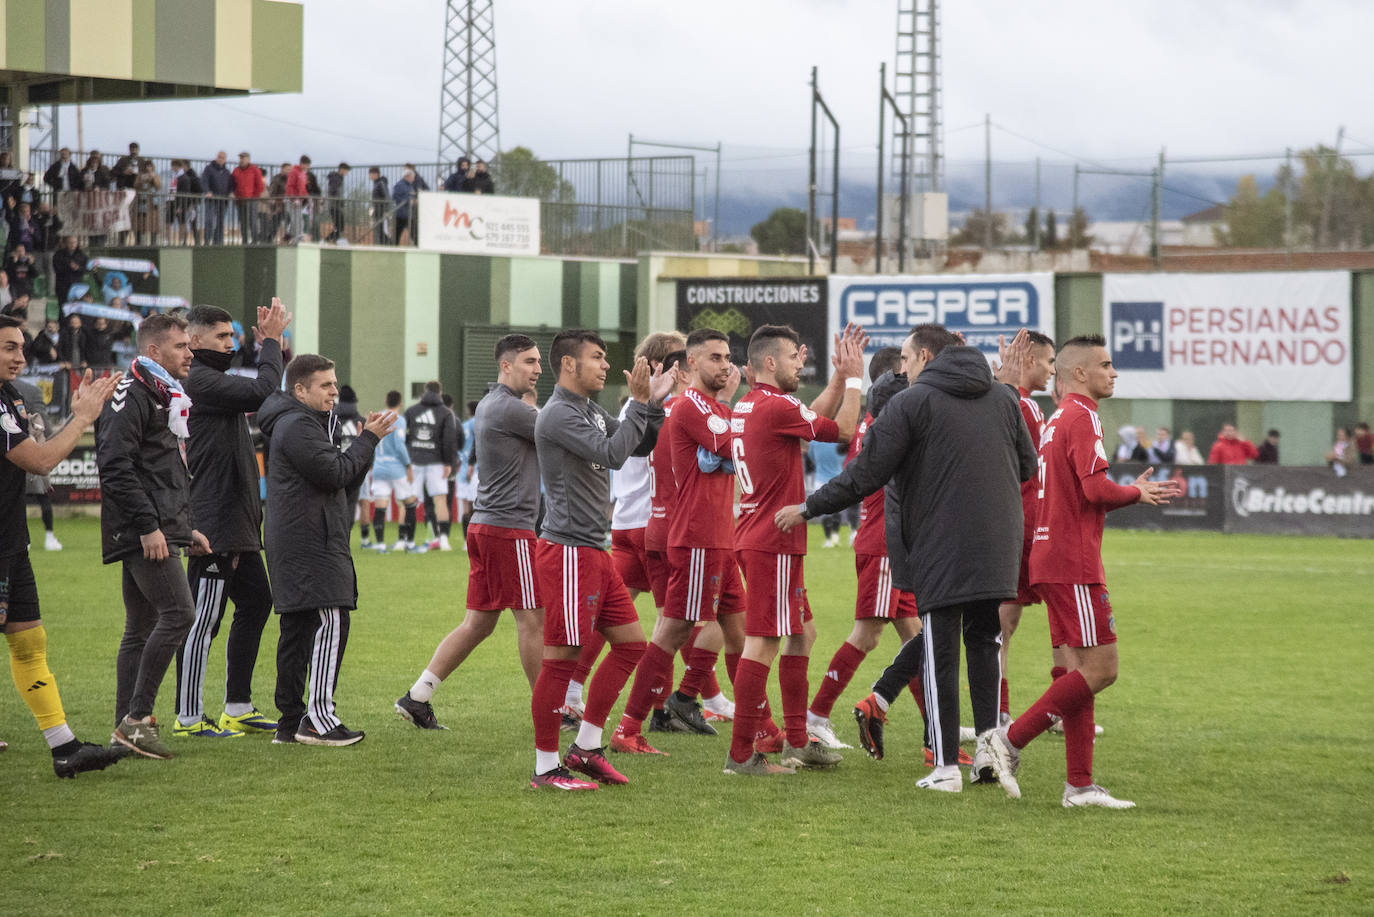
[584,641,646,729]
[532,658,576,753]
[809,641,865,719]
[1051,665,1067,681]
[620,642,673,729]
[680,645,720,699]
[778,654,810,748]
[729,658,769,763]
[1063,694,1096,786]
[571,632,606,684]
[1007,669,1093,749]
[999,676,1010,715]
[907,675,926,719]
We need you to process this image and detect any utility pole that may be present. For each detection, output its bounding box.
[1151,147,1165,267]
[983,113,992,249]
[1317,125,1344,249]
[1284,146,1293,255]
[808,66,818,274]
[1071,164,1080,246]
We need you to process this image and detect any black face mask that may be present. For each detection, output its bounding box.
[193,348,233,372]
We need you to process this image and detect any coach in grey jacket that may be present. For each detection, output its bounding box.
[778,325,1036,788]
[257,354,394,746]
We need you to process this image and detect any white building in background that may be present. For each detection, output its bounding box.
[1180,205,1228,246]
[1085,219,1185,255]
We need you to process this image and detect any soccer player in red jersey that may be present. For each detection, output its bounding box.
[613,329,745,750]
[981,334,1179,808]
[804,347,918,750]
[989,330,1056,727]
[724,323,866,775]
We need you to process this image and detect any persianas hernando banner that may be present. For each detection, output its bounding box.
[828,272,1055,363]
[1103,271,1351,401]
[56,191,135,235]
[416,192,540,256]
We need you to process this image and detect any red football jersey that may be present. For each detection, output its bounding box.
[849,413,889,558]
[668,387,735,550]
[1028,393,1114,585]
[1017,387,1046,534]
[643,397,677,554]
[733,383,841,555]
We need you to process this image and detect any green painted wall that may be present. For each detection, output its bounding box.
[508,257,564,326]
[403,250,442,393]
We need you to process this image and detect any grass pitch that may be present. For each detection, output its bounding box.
[3,520,1370,915]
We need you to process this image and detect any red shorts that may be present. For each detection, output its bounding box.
[611,527,651,593]
[1015,527,1041,605]
[535,539,641,646]
[465,525,539,611]
[853,553,917,620]
[1036,583,1117,648]
[718,556,745,616]
[736,550,812,638]
[645,549,671,609]
[666,546,732,623]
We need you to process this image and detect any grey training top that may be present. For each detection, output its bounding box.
[469,382,542,532]
[535,384,663,548]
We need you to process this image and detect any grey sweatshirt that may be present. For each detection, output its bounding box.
[535,385,664,548]
[469,382,542,532]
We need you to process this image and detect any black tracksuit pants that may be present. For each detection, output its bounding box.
[274,608,350,735]
[175,551,274,721]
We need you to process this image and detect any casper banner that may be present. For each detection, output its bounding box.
[676,278,828,383]
[416,191,540,256]
[829,272,1055,364]
[1103,271,1351,401]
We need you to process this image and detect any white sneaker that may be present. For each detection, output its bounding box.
[970,736,997,784]
[980,726,1022,799]
[1048,715,1104,737]
[806,715,853,749]
[1062,782,1135,809]
[702,693,735,722]
[959,726,977,744]
[998,711,1014,729]
[44,532,62,551]
[561,698,586,720]
[916,765,962,793]
[391,539,408,552]
[438,534,452,551]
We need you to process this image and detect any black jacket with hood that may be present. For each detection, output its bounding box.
[257,390,378,614]
[403,390,461,466]
[185,339,283,554]
[805,346,1036,610]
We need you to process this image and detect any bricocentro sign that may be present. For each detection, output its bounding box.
[1228,468,1374,537]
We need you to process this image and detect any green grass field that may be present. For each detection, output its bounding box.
[4,519,1371,916]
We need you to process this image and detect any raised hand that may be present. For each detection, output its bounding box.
[994,328,1032,386]
[623,356,653,403]
[364,410,398,439]
[69,369,123,425]
[647,361,676,405]
[1131,467,1183,505]
[720,363,742,402]
[254,296,293,343]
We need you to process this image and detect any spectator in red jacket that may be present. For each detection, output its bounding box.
[284,156,311,242]
[1355,422,1373,466]
[232,152,266,243]
[1208,423,1259,465]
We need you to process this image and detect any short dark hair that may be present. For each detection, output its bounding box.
[685,328,729,350]
[466,400,479,415]
[186,305,233,332]
[299,155,311,166]
[747,324,800,367]
[1267,429,1281,438]
[1027,330,1055,348]
[662,349,687,374]
[441,393,454,408]
[140,312,189,348]
[1061,333,1107,350]
[0,314,23,332]
[495,333,537,363]
[550,329,606,370]
[369,166,381,176]
[908,323,959,359]
[285,354,335,392]
[339,384,358,403]
[869,346,902,382]
[1356,422,1370,433]
[424,380,441,394]
[338,162,350,171]
[385,390,402,408]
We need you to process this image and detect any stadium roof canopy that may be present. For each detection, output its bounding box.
[1,0,302,106]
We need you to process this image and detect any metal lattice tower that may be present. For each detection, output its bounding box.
[891,0,941,193]
[437,0,501,167]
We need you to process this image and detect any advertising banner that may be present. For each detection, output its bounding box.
[48,447,102,505]
[416,191,540,256]
[1103,271,1351,401]
[675,278,829,384]
[56,191,135,236]
[1225,466,1374,537]
[1104,462,1226,531]
[828,272,1055,366]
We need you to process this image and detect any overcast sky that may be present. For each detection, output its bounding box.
[63,0,1374,184]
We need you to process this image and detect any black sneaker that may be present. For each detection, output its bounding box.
[394,692,447,730]
[296,718,365,747]
[53,741,126,778]
[272,726,298,745]
[647,708,689,734]
[665,692,718,736]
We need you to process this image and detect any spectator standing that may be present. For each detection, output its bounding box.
[232,152,265,244]
[324,163,350,243]
[81,151,112,191]
[84,318,115,369]
[1255,429,1281,465]
[132,159,162,245]
[369,167,390,245]
[4,245,36,299]
[284,156,311,242]
[43,148,81,195]
[1354,423,1373,466]
[1175,430,1204,465]
[463,160,495,195]
[1326,428,1354,477]
[1115,425,1148,462]
[0,270,10,313]
[112,142,143,190]
[0,151,22,217]
[1207,423,1258,465]
[27,319,60,365]
[1147,427,1176,465]
[172,160,203,246]
[443,157,472,192]
[267,162,291,242]
[53,236,87,306]
[201,151,234,245]
[6,201,37,255]
[392,169,418,246]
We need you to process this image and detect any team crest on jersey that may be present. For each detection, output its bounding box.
[1094,439,1107,462]
[799,406,817,422]
[1107,613,1116,634]
[0,411,18,435]
[593,413,607,434]
[706,414,729,435]
[585,591,602,613]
